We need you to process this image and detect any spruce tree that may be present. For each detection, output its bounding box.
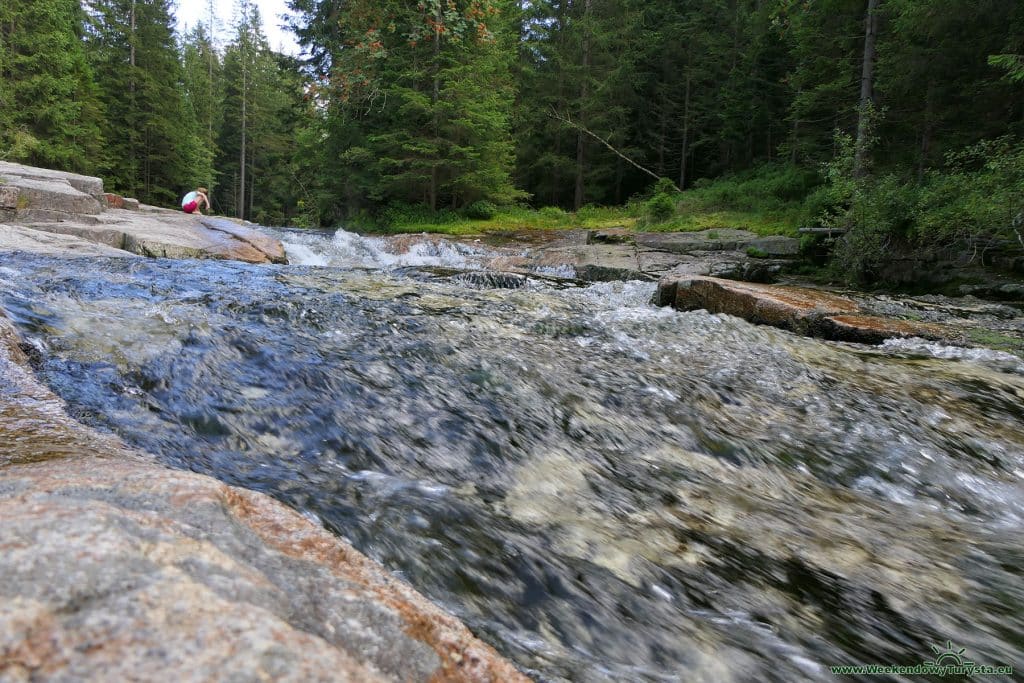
[878,0,1024,172]
[218,2,307,223]
[0,0,104,173]
[289,0,522,216]
[181,24,223,194]
[86,0,203,204]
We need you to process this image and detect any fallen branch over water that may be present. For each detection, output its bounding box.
[549,109,681,192]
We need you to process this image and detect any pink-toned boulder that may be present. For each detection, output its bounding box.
[103,192,125,209]
[655,275,947,343]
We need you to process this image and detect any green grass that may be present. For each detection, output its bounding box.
[364,203,640,235]
[965,328,1024,358]
[362,164,816,237]
[639,208,803,236]
[365,202,799,237]
[636,163,818,236]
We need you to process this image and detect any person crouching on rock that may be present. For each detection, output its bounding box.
[181,187,210,215]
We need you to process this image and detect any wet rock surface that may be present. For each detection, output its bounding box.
[0,311,528,683]
[4,240,1024,681]
[0,162,286,264]
[385,227,802,283]
[656,275,951,343]
[272,226,1021,353]
[0,224,137,259]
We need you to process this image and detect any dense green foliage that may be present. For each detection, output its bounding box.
[84,0,202,203]
[3,0,1024,279]
[289,0,522,222]
[0,0,104,172]
[215,2,309,223]
[180,24,222,193]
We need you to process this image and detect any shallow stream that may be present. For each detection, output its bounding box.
[1,228,1022,681]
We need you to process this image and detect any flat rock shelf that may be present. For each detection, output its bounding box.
[0,161,286,264]
[655,275,949,343]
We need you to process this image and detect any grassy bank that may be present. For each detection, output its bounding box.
[365,204,640,235]
[359,164,814,237]
[639,165,815,236]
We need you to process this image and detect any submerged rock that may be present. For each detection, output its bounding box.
[0,311,527,682]
[0,161,286,265]
[655,275,948,343]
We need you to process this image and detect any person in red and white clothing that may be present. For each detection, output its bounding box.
[181,187,210,215]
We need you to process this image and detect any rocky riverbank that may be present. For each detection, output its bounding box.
[0,308,527,682]
[0,161,285,263]
[0,163,526,681]
[1,161,1022,679]
[447,226,801,282]
[342,229,1022,351]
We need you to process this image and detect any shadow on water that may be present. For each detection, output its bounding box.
[1,238,1022,682]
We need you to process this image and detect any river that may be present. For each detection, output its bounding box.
[1,227,1022,681]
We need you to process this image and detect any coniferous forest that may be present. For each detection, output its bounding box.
[2,0,1023,279]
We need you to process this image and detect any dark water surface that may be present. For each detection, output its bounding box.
[1,231,1023,681]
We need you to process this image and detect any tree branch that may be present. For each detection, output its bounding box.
[549,109,681,193]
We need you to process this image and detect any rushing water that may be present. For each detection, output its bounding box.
[2,228,1023,682]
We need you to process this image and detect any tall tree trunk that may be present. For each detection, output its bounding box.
[249,148,255,219]
[853,0,880,178]
[790,86,801,165]
[574,0,592,211]
[918,80,934,182]
[429,1,442,212]
[657,105,667,176]
[614,157,623,204]
[551,0,566,206]
[129,1,136,73]
[129,1,137,197]
[143,130,149,199]
[657,51,670,175]
[239,32,247,220]
[679,69,691,189]
[207,0,215,151]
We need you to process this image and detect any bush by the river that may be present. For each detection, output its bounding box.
[823,135,1024,282]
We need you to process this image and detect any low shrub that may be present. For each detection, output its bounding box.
[821,135,1024,282]
[646,193,677,222]
[681,163,823,216]
[463,200,497,220]
[378,202,459,228]
[538,205,568,219]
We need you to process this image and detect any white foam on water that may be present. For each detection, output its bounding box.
[282,241,328,267]
[881,336,1024,373]
[280,228,497,271]
[0,265,22,286]
[533,264,577,279]
[568,280,659,310]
